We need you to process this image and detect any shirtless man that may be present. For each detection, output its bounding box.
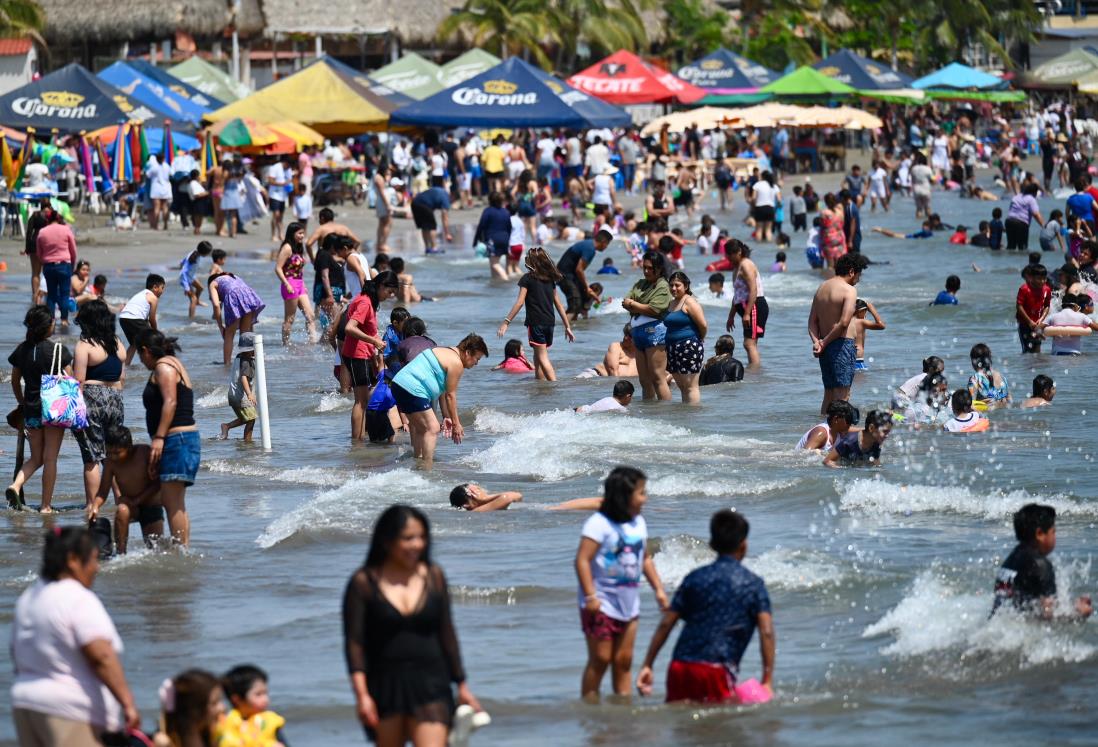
[85,426,164,554]
[808,253,869,415]
[449,484,604,513]
[388,257,422,304]
[645,180,675,222]
[597,324,639,377]
[209,163,227,237]
[305,207,361,263]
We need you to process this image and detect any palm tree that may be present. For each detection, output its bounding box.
[663,0,729,66]
[437,0,555,68]
[549,0,652,72]
[0,0,45,47]
[915,0,1040,69]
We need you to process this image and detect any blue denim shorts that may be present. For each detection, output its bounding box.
[631,320,667,351]
[159,431,201,486]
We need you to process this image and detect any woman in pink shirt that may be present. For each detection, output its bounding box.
[35,211,77,326]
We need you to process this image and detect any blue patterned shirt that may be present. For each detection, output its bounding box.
[669,556,770,670]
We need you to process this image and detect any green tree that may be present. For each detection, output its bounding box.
[549,0,652,71]
[0,0,45,46]
[913,0,1041,70]
[662,0,729,66]
[436,0,555,68]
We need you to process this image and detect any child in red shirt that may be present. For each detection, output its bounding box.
[1016,264,1051,353]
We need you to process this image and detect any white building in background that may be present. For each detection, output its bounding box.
[0,38,37,96]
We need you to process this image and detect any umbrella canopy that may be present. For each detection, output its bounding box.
[169,57,251,103]
[913,62,1007,90]
[320,55,415,107]
[640,106,741,136]
[813,49,913,90]
[438,49,501,88]
[98,61,209,124]
[370,52,444,100]
[209,117,279,147]
[392,57,630,130]
[759,66,857,98]
[676,48,777,94]
[1024,50,1098,88]
[125,59,225,110]
[726,103,804,128]
[88,124,200,153]
[569,49,706,105]
[205,57,397,136]
[0,63,186,134]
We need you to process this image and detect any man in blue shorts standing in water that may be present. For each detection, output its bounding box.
[808,253,868,415]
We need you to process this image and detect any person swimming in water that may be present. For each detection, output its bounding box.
[944,389,989,433]
[824,409,891,467]
[902,372,951,428]
[576,380,634,413]
[797,400,859,450]
[492,339,534,373]
[1021,374,1055,408]
[966,343,1011,407]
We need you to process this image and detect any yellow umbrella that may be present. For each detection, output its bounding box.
[268,121,325,148]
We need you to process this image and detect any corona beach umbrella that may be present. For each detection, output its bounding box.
[391,57,630,129]
[98,61,207,125]
[677,48,776,104]
[813,49,913,90]
[569,50,705,105]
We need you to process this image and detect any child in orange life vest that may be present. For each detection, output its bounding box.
[944,388,988,433]
[214,665,288,747]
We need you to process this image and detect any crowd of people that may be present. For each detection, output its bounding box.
[6,95,1097,745]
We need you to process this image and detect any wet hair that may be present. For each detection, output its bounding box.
[211,249,227,263]
[945,275,961,293]
[920,372,948,394]
[709,509,749,555]
[359,270,399,311]
[136,329,179,359]
[449,484,471,508]
[724,238,750,257]
[365,504,431,568]
[403,317,427,337]
[145,273,166,290]
[969,343,993,372]
[525,246,563,283]
[75,300,119,353]
[162,669,221,744]
[222,664,267,702]
[318,207,335,223]
[93,274,108,289]
[1013,503,1056,543]
[40,526,97,581]
[641,250,668,279]
[389,257,405,274]
[864,409,892,431]
[588,282,603,297]
[951,388,973,414]
[709,272,725,285]
[23,305,53,343]
[657,235,677,255]
[826,400,860,426]
[835,253,869,277]
[196,241,213,256]
[612,380,635,399]
[922,356,944,374]
[282,221,306,251]
[104,425,132,449]
[855,298,869,313]
[390,307,410,325]
[714,334,736,355]
[457,333,489,358]
[1032,374,1055,398]
[776,251,786,262]
[668,271,692,295]
[503,339,523,359]
[599,466,646,524]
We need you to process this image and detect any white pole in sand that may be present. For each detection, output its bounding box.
[253,334,272,451]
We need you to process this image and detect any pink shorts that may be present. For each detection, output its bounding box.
[509,245,524,262]
[580,608,634,641]
[281,277,306,300]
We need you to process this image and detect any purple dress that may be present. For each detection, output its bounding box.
[215,274,265,325]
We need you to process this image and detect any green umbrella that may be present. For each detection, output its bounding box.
[371,53,443,101]
[1026,48,1098,88]
[759,66,856,98]
[438,49,502,88]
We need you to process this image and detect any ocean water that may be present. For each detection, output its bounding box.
[1,188,1096,746]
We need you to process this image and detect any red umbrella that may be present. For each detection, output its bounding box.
[568,50,706,105]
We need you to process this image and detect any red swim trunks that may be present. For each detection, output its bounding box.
[580,608,633,640]
[665,660,736,704]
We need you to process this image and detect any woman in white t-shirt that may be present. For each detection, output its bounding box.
[11,527,139,742]
[574,467,667,700]
[750,171,780,243]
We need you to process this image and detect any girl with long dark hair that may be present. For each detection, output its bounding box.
[341,270,399,440]
[343,505,482,745]
[274,221,317,345]
[497,247,575,381]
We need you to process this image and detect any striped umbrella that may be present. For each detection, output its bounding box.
[93,137,113,194]
[199,130,218,181]
[112,123,131,183]
[12,127,34,191]
[0,136,13,188]
[161,120,174,166]
[77,134,95,195]
[128,124,143,182]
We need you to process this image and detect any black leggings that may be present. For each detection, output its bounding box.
[1005,217,1030,251]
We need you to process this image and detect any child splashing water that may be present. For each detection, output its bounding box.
[493,339,534,373]
[967,343,1011,408]
[498,247,575,382]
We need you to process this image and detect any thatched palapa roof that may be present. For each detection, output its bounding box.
[38,0,265,44]
[261,0,455,44]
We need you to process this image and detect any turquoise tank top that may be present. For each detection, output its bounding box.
[393,348,446,401]
[663,309,698,343]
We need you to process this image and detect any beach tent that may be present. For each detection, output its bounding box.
[98,61,209,125]
[569,49,706,105]
[319,55,415,107]
[913,61,1007,90]
[677,48,777,94]
[371,52,444,100]
[205,57,398,136]
[759,66,856,99]
[814,49,913,90]
[125,59,224,110]
[0,63,186,134]
[392,57,630,129]
[438,49,501,88]
[640,106,740,135]
[1024,50,1098,88]
[169,57,251,103]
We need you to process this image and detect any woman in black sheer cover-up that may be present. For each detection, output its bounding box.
[342,505,481,745]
